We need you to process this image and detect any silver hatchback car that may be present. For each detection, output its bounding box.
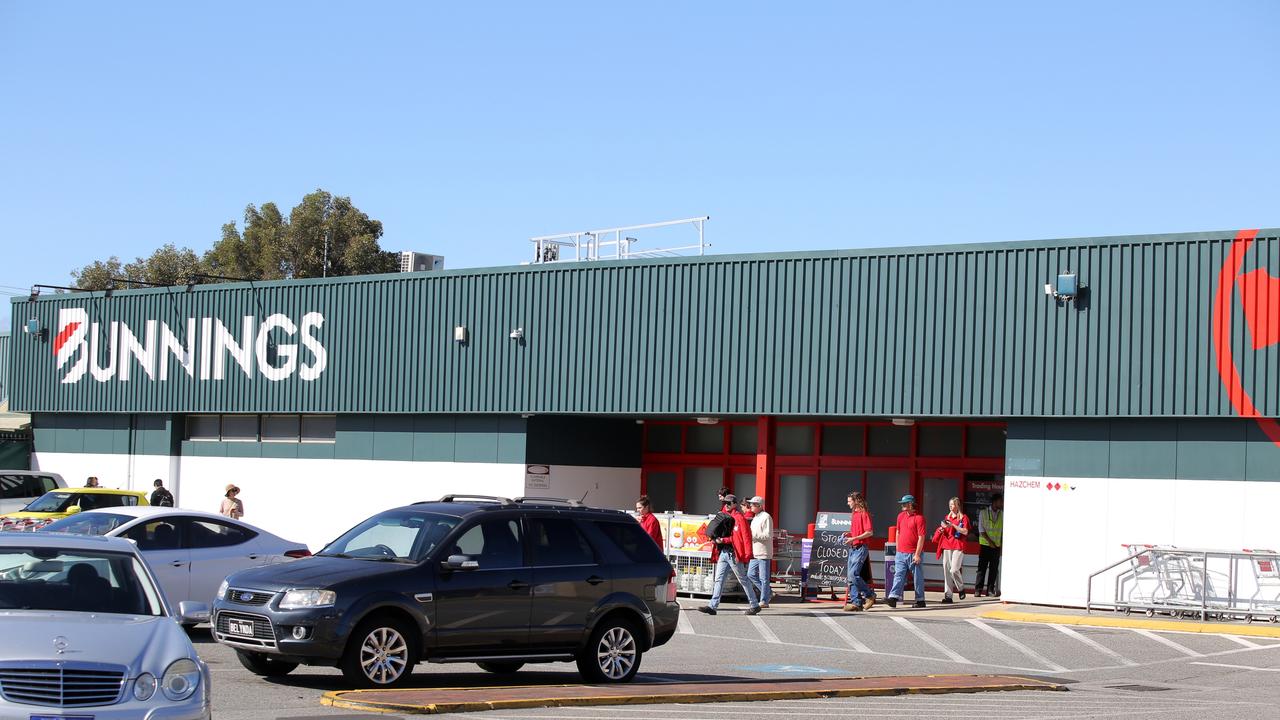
[0,533,211,719]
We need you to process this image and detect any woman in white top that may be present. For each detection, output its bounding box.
[219,484,244,520]
[746,496,774,608]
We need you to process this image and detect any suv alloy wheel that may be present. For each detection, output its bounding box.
[340,617,418,687]
[576,617,641,683]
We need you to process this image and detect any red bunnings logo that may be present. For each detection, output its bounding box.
[53,308,328,384]
[1213,229,1280,448]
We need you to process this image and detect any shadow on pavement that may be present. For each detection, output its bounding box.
[269,670,747,692]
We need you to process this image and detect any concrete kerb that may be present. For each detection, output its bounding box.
[982,609,1280,638]
[320,675,1066,715]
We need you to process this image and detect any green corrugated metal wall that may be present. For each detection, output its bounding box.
[7,228,1279,418]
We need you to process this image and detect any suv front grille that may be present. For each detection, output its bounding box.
[215,610,277,649]
[225,588,275,606]
[0,662,125,707]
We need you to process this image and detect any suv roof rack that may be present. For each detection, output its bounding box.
[513,496,586,507]
[433,494,515,507]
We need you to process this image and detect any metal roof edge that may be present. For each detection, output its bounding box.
[15,226,1278,302]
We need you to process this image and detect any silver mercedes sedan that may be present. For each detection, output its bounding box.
[0,533,211,719]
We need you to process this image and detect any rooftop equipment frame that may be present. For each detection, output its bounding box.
[530,216,710,264]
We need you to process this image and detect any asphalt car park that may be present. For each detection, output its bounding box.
[192,597,1280,719]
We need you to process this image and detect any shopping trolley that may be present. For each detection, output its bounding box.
[1241,548,1280,622]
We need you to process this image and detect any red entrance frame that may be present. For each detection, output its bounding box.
[640,417,1004,554]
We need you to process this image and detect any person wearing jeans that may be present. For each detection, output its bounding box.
[843,491,876,611]
[699,494,761,615]
[887,494,927,608]
[746,496,774,608]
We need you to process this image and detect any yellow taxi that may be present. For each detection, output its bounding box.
[0,487,150,531]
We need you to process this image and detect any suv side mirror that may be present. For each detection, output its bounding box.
[442,554,480,571]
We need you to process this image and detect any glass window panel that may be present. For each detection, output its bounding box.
[300,415,336,442]
[730,425,758,454]
[778,474,817,534]
[645,472,677,513]
[964,473,1002,521]
[732,472,756,504]
[919,425,963,457]
[776,425,815,455]
[645,425,682,453]
[866,470,910,538]
[685,425,724,454]
[262,415,300,443]
[922,476,962,529]
[967,425,1006,458]
[819,470,861,513]
[451,519,523,569]
[529,518,597,566]
[821,425,864,456]
[220,415,258,442]
[187,415,220,441]
[186,519,256,549]
[684,467,726,515]
[868,425,910,456]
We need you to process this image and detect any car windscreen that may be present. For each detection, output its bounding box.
[41,513,133,536]
[23,491,79,513]
[318,511,460,562]
[0,547,165,616]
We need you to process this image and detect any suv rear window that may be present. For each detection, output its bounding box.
[593,520,668,564]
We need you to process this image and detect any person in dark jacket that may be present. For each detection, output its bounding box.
[699,494,760,616]
[150,479,174,507]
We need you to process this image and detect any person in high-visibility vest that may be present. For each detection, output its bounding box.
[976,493,1004,597]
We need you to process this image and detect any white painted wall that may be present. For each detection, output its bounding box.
[33,452,644,553]
[1004,475,1280,608]
[529,465,639,511]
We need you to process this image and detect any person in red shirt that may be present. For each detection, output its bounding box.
[699,493,761,616]
[635,495,664,550]
[937,497,969,603]
[887,494,927,608]
[842,491,877,611]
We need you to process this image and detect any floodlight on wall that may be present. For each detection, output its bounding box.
[454,326,469,344]
[891,418,915,427]
[695,417,720,425]
[24,318,47,341]
[509,327,524,340]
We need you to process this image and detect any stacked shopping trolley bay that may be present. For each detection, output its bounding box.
[1087,545,1280,623]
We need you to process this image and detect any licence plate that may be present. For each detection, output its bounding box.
[228,618,255,636]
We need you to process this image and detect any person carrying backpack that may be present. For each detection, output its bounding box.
[150,478,174,507]
[698,493,761,616]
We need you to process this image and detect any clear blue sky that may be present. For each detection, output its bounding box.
[3,2,1279,331]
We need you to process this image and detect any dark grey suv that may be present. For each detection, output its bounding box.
[211,496,680,687]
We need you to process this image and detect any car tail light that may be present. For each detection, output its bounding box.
[663,569,677,603]
[284,549,312,558]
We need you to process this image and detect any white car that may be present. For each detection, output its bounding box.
[41,507,310,610]
[0,532,212,718]
[0,470,65,515]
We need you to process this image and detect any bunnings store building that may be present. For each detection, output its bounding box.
[6,227,1280,607]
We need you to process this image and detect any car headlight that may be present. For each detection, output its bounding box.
[133,672,157,701]
[279,588,336,609]
[216,578,229,600]
[160,659,200,701]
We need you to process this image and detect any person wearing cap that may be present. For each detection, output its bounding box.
[698,492,761,616]
[219,484,244,520]
[746,496,774,608]
[887,493,927,608]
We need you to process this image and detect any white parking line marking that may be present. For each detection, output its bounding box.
[677,610,695,635]
[966,618,1069,671]
[813,610,873,653]
[1134,629,1203,656]
[1226,635,1262,648]
[1190,661,1280,672]
[891,616,971,664]
[748,614,781,643]
[1049,624,1138,666]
